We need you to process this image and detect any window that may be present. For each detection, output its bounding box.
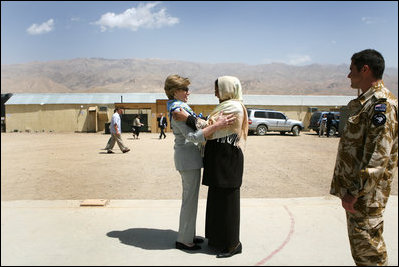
[254,111,267,118]
[99,106,108,112]
[271,112,286,120]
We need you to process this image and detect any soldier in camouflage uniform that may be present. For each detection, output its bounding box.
[330,49,398,266]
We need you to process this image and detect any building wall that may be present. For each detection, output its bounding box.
[5,104,114,133]
[5,102,342,133]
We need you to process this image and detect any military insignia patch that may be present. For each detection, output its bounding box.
[374,103,387,112]
[372,113,386,126]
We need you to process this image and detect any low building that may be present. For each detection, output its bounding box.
[4,93,356,133]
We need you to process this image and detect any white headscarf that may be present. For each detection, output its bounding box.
[207,76,248,147]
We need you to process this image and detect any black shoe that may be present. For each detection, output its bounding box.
[216,242,242,258]
[193,237,204,244]
[107,150,114,154]
[122,148,130,153]
[175,241,201,251]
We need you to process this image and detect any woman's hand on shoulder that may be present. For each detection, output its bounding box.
[172,108,189,122]
[214,111,236,129]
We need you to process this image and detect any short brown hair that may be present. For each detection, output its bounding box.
[351,49,385,79]
[164,74,190,100]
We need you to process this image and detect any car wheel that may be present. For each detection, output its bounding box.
[292,126,300,136]
[256,125,267,136]
[280,131,286,135]
[329,126,337,136]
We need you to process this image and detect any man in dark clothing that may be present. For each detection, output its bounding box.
[326,112,334,137]
[158,113,167,139]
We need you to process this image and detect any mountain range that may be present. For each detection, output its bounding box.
[1,58,398,97]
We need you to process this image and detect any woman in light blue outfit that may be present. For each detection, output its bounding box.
[164,74,234,251]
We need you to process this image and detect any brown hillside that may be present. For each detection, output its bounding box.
[1,58,398,96]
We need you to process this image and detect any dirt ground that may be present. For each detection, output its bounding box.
[1,131,397,201]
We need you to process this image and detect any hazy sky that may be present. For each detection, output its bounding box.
[1,1,398,67]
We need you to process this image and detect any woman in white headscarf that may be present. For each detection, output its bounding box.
[173,75,247,258]
[203,76,247,258]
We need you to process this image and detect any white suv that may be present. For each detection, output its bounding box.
[247,108,304,136]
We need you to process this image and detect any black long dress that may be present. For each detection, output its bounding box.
[202,134,244,250]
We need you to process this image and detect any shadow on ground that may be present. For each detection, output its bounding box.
[106,228,217,255]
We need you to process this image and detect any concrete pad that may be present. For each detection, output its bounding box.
[1,196,397,266]
[80,199,110,206]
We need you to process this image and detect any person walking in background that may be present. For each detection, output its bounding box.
[330,49,398,266]
[158,113,167,139]
[105,107,130,154]
[319,113,327,137]
[164,74,235,251]
[133,115,144,139]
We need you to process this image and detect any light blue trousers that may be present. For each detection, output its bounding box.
[177,169,201,244]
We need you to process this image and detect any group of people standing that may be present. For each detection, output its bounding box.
[164,48,398,265]
[104,74,246,258]
[165,74,246,258]
[102,49,397,265]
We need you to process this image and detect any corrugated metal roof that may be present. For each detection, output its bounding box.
[4,93,167,105]
[5,93,356,106]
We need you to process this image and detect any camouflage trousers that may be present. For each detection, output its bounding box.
[346,210,387,266]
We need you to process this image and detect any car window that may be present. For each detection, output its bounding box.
[311,112,322,121]
[254,111,267,118]
[265,112,273,118]
[272,112,286,120]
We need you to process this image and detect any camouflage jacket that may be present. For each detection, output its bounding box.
[330,81,398,199]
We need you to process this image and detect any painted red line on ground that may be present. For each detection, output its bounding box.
[254,205,295,266]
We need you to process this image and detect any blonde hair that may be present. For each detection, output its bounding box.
[164,74,190,100]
